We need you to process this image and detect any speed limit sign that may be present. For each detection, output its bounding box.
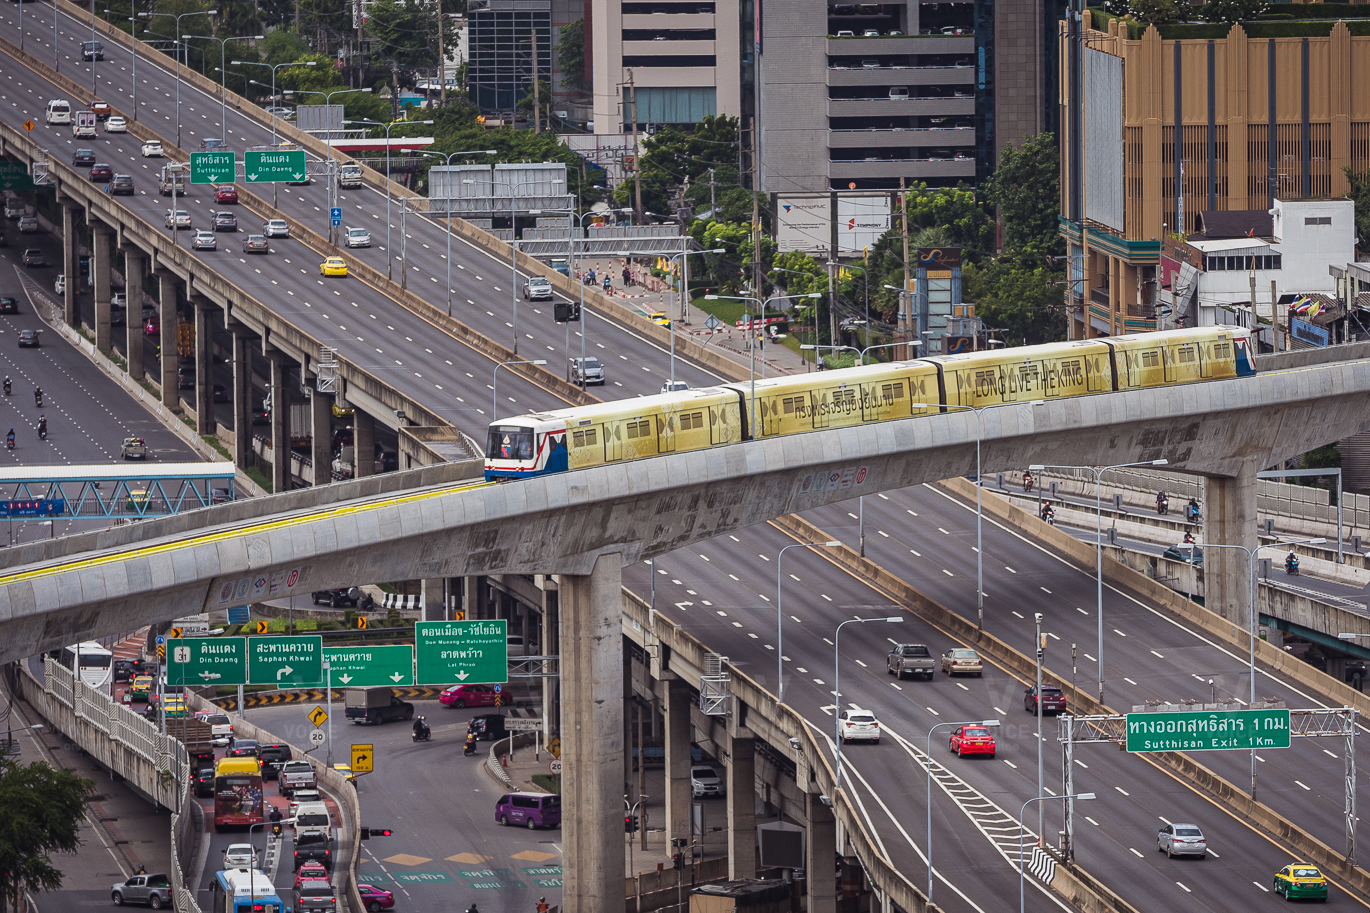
[549,759,562,775]
[308,729,326,746]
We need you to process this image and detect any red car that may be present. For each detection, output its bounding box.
[88,163,114,182]
[356,884,395,912]
[215,185,239,204]
[143,316,159,337]
[949,725,996,758]
[294,860,328,889]
[439,684,499,708]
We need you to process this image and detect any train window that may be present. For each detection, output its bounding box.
[879,382,905,402]
[1214,341,1230,358]
[626,420,652,440]
[1142,350,1160,368]
[680,411,702,430]
[782,396,804,415]
[488,428,534,460]
[1177,346,1196,363]
[572,428,599,447]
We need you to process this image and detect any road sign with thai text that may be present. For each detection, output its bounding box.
[351,743,374,773]
[1124,709,1291,752]
[244,149,306,184]
[248,635,324,686]
[189,151,235,184]
[414,620,507,685]
[323,645,414,687]
[166,636,247,686]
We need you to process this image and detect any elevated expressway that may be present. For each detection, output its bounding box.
[0,358,1368,911]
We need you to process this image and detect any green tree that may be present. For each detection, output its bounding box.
[902,182,994,254]
[516,79,553,129]
[0,758,96,912]
[615,115,741,216]
[1128,0,1183,22]
[262,29,309,67]
[962,258,1068,345]
[365,0,458,68]
[982,133,1064,255]
[558,19,587,90]
[1200,0,1267,22]
[769,251,827,297]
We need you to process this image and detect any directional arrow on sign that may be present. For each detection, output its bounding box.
[199,672,221,680]
[248,173,258,181]
[455,670,469,680]
[339,674,353,684]
[277,666,293,681]
[389,672,403,682]
[293,172,303,180]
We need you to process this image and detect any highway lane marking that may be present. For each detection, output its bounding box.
[1176,882,1191,893]
[955,682,968,691]
[1113,628,1127,636]
[889,682,902,690]
[1040,587,1051,593]
[1150,650,1164,658]
[1116,787,1129,795]
[1295,780,1311,790]
[1254,882,1269,892]
[1011,611,1023,619]
[1128,848,1144,857]
[1005,566,1016,573]
[1085,816,1099,825]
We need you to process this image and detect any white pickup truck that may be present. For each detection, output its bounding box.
[278,760,316,797]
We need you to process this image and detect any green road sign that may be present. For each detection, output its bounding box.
[167,636,247,686]
[248,635,324,686]
[415,620,507,685]
[0,161,37,191]
[189,151,235,184]
[244,149,306,184]
[1125,708,1291,752]
[323,645,414,687]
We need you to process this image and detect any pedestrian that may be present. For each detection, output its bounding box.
[622,266,631,287]
[603,275,612,293]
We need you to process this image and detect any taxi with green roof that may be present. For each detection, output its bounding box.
[1273,862,1328,901]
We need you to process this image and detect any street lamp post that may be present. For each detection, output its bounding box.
[1020,794,1096,913]
[140,10,217,149]
[706,292,822,434]
[185,35,263,142]
[926,718,1001,902]
[776,541,841,704]
[833,615,903,792]
[410,150,497,314]
[1029,459,1169,703]
[347,118,434,276]
[492,359,547,418]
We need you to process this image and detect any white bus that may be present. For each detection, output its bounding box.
[60,642,113,689]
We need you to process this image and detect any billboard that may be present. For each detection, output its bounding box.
[837,194,891,254]
[295,104,344,132]
[776,195,832,253]
[1083,48,1124,232]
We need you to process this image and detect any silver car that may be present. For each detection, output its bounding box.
[1157,822,1207,858]
[570,356,604,386]
[110,872,173,908]
[264,218,290,238]
[192,230,216,251]
[690,765,725,798]
[344,227,371,248]
[223,842,257,868]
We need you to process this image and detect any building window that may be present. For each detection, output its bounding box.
[468,6,552,114]
[622,29,717,41]
[622,86,717,123]
[622,55,717,67]
[1201,254,1281,271]
[1304,216,1332,226]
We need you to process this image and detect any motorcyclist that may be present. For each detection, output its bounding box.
[5,429,13,449]
[1183,530,1195,545]
[1187,498,1200,522]
[1156,490,1168,515]
[3,376,10,396]
[602,274,612,293]
[536,898,550,913]
[413,715,429,739]
[37,415,46,439]
[1023,470,1034,493]
[33,387,42,407]
[1286,551,1299,573]
[463,731,478,756]
[269,806,283,836]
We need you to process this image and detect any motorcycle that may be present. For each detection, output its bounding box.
[1156,494,1169,515]
[463,735,478,756]
[3,379,10,396]
[1286,555,1300,576]
[5,436,12,451]
[270,820,283,837]
[37,420,46,442]
[33,390,42,408]
[1023,473,1034,493]
[412,725,431,743]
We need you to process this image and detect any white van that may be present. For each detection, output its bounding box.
[291,802,332,837]
[44,99,72,125]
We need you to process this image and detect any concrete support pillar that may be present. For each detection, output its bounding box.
[353,409,375,477]
[124,251,145,380]
[62,204,79,326]
[558,552,624,913]
[194,299,215,434]
[1205,459,1259,626]
[806,790,837,913]
[157,272,178,409]
[230,329,252,469]
[664,678,693,847]
[310,385,331,486]
[726,727,757,879]
[269,356,290,493]
[624,650,635,799]
[420,578,444,622]
[92,225,112,351]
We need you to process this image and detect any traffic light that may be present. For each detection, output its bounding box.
[671,852,683,869]
[624,815,638,833]
[360,827,394,840]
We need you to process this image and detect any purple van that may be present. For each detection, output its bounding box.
[495,792,561,829]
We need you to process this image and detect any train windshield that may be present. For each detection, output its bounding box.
[487,426,535,461]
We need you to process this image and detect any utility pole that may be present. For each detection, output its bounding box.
[391,60,400,121]
[628,70,642,219]
[531,30,540,132]
[295,0,301,36]
[751,117,760,300]
[827,257,837,348]
[436,0,446,109]
[708,166,717,215]
[1271,279,1281,351]
[900,176,912,356]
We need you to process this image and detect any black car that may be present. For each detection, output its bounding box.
[213,383,228,403]
[107,174,135,196]
[132,658,160,676]
[212,211,237,232]
[193,767,215,798]
[72,148,97,167]
[112,659,135,683]
[1162,543,1204,564]
[294,832,333,871]
[17,329,39,348]
[21,249,44,268]
[200,138,228,152]
[467,714,508,741]
[311,588,359,608]
[259,743,292,780]
[81,40,104,61]
[0,297,17,314]
[226,737,260,758]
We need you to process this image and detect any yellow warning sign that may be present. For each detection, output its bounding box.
[307,705,328,727]
[351,743,374,773]
[546,737,560,759]
[255,620,269,634]
[168,628,182,638]
[22,120,34,133]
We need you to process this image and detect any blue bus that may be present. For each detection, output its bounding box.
[211,869,282,913]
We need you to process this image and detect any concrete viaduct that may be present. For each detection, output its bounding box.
[0,352,1367,912]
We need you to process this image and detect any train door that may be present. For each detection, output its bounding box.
[603,422,624,462]
[657,414,676,454]
[1197,339,1215,379]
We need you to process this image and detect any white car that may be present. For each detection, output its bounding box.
[200,712,233,744]
[661,380,690,393]
[141,140,163,157]
[344,227,370,248]
[53,274,65,295]
[105,116,127,133]
[264,219,290,239]
[222,843,257,868]
[164,210,191,230]
[838,709,880,743]
[689,765,724,798]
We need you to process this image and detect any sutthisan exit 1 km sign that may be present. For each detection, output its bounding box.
[1124,709,1291,752]
[415,620,507,685]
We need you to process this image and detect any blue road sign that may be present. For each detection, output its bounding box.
[0,499,65,517]
[330,207,342,226]
[494,683,502,694]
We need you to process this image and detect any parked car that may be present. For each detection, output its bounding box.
[109,872,172,908]
[838,709,880,743]
[72,148,97,167]
[690,765,724,798]
[494,792,561,829]
[344,227,371,248]
[242,234,270,254]
[215,185,239,204]
[105,115,128,133]
[88,162,113,182]
[1157,822,1207,858]
[212,211,237,232]
[192,230,216,251]
[439,684,500,708]
[1025,684,1068,715]
[21,248,43,267]
[887,643,935,679]
[949,724,996,758]
[941,648,983,677]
